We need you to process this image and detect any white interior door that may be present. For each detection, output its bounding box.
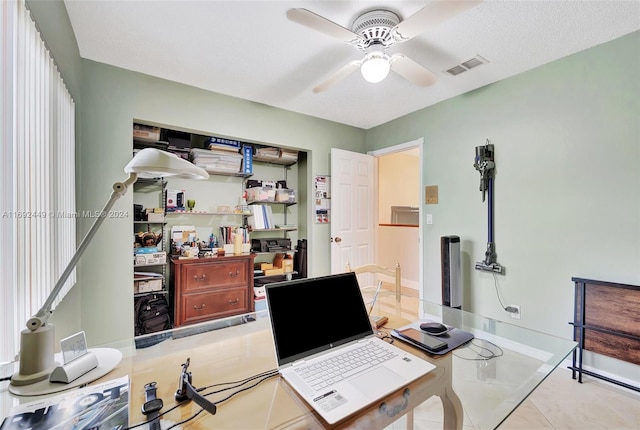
[330,148,376,274]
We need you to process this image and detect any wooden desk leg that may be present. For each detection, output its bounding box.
[405,409,414,430]
[439,385,464,430]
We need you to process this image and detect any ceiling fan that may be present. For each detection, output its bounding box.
[286,1,482,93]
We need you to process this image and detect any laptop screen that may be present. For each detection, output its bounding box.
[265,272,374,365]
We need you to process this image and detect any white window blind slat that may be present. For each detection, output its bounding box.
[0,0,76,363]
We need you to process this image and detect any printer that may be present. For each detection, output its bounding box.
[251,238,292,253]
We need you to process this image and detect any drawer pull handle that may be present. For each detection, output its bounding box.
[379,388,410,417]
[194,275,207,281]
[228,299,240,306]
[228,270,240,278]
[193,304,206,311]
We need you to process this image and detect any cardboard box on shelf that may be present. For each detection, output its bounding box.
[133,124,161,141]
[282,259,294,273]
[260,263,274,271]
[264,268,285,276]
[134,252,167,266]
[165,189,184,209]
[147,213,164,223]
[134,279,163,294]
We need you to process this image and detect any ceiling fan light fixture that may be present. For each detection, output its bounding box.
[360,52,391,83]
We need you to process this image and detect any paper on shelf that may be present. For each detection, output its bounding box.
[171,225,197,244]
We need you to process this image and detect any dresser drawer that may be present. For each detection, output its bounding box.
[183,260,248,292]
[181,287,249,325]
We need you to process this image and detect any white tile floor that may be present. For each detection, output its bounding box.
[384,367,640,429]
[500,369,640,430]
[375,286,640,429]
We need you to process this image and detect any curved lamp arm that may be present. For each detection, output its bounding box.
[26,173,138,331]
[12,148,208,390]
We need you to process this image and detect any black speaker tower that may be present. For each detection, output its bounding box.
[441,235,462,309]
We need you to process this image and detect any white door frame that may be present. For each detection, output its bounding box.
[369,138,425,304]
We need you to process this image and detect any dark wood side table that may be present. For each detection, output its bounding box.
[570,277,640,392]
[170,254,256,327]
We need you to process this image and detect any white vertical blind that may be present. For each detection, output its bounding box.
[0,0,76,363]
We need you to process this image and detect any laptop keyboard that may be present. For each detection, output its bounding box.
[294,341,398,391]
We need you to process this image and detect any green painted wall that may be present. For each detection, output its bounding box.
[76,60,365,344]
[366,31,640,381]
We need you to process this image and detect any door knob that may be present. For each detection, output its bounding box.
[334,237,342,243]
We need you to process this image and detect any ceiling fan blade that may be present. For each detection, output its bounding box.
[313,60,362,93]
[391,0,482,42]
[287,8,364,45]
[390,54,437,87]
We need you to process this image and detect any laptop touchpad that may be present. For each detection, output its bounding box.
[349,367,405,398]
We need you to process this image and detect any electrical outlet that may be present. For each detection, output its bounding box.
[509,305,521,320]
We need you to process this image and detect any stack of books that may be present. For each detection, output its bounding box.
[190,148,242,174]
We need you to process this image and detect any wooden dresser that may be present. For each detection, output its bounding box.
[170,254,256,327]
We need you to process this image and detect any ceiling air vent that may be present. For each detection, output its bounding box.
[446,65,467,76]
[445,55,489,77]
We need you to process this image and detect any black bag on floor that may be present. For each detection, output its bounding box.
[294,239,307,278]
[134,294,172,336]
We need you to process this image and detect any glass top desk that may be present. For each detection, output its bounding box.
[1,298,576,429]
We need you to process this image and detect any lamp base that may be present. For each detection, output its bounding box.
[9,348,122,397]
[10,325,57,386]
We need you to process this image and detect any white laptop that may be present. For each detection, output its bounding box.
[264,272,435,425]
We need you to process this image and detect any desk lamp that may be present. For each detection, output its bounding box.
[10,148,209,395]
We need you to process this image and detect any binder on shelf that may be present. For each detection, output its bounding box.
[248,204,275,230]
[262,205,269,229]
[242,144,253,174]
[265,205,274,229]
[248,205,264,230]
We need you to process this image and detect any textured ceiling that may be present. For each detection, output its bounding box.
[63,0,640,129]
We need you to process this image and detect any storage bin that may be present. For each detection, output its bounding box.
[275,188,295,203]
[246,187,276,202]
